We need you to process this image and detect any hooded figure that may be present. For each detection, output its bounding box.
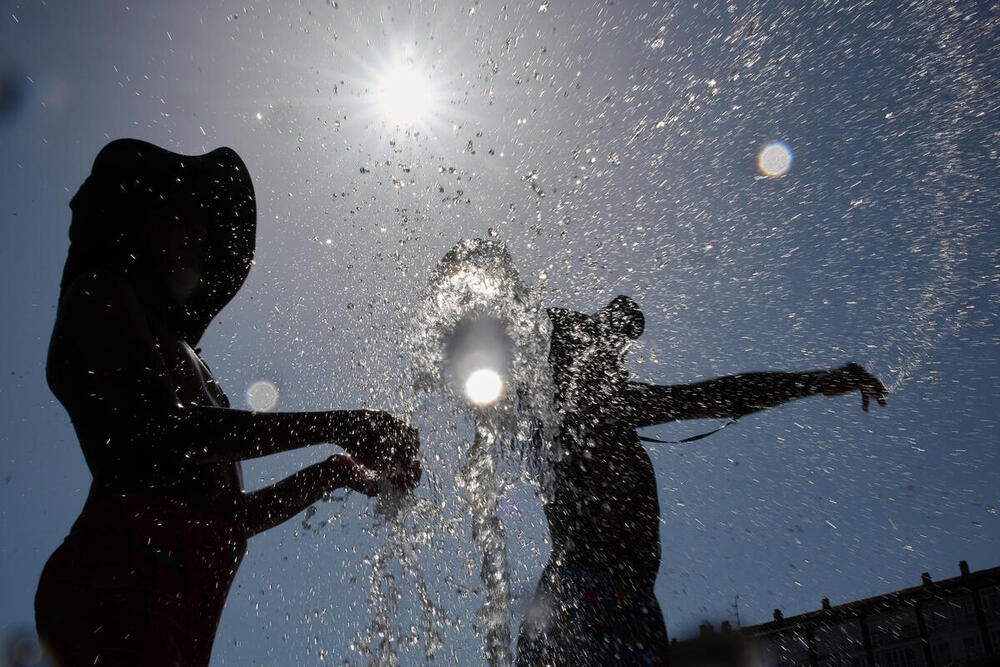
[515,297,886,666]
[37,139,419,666]
[60,138,257,345]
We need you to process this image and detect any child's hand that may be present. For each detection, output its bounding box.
[387,460,422,493]
[338,410,420,473]
[824,362,887,411]
[324,454,380,496]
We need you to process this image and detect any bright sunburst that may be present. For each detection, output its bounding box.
[376,62,435,127]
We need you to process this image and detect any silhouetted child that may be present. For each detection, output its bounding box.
[36,139,419,666]
[515,296,885,666]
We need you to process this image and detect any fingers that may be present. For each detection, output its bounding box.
[347,459,420,495]
[391,426,421,464]
[869,383,887,405]
[346,411,419,470]
[873,381,888,405]
[341,458,380,497]
[839,363,887,411]
[388,460,422,492]
[328,453,422,497]
[863,375,887,410]
[372,416,419,467]
[326,454,377,495]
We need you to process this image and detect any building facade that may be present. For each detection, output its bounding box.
[670,562,1000,667]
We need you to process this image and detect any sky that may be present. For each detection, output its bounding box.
[1,0,998,664]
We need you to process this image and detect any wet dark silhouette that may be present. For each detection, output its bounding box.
[35,139,419,666]
[515,296,886,666]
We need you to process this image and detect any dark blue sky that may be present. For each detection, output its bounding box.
[1,1,997,663]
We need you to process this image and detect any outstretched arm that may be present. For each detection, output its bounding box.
[153,406,416,466]
[624,363,886,428]
[48,271,417,470]
[241,455,422,537]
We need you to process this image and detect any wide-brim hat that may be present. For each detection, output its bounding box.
[62,138,256,343]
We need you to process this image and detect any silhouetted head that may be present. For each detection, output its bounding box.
[61,138,256,343]
[547,295,644,410]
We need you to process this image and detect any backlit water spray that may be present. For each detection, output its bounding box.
[386,238,558,665]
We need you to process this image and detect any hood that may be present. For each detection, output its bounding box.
[61,138,256,344]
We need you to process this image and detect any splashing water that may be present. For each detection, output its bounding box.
[316,4,996,663]
[410,239,557,451]
[361,239,559,665]
[458,428,512,665]
[360,491,447,665]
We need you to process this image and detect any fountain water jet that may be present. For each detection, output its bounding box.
[407,238,559,665]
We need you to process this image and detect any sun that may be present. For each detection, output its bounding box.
[465,368,503,406]
[376,62,435,127]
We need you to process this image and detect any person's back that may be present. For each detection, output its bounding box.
[545,416,661,589]
[517,297,669,666]
[515,295,887,666]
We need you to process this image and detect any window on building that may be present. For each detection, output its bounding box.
[989,627,1000,654]
[869,610,920,647]
[981,585,1000,618]
[924,595,978,634]
[815,620,865,659]
[772,630,811,667]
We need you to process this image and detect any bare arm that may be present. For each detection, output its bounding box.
[48,272,415,469]
[623,363,886,428]
[242,455,421,537]
[241,455,373,537]
[150,406,414,464]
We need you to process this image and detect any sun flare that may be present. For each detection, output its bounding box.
[758,142,792,177]
[376,63,435,127]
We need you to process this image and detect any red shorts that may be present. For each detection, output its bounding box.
[35,495,246,667]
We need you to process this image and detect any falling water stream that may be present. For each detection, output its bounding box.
[360,239,559,665]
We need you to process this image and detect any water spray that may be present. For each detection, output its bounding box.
[409,239,557,666]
